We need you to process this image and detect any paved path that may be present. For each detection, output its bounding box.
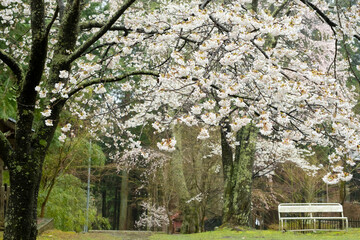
[89,230,154,240]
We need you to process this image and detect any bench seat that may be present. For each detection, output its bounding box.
[280,217,347,220]
[278,203,348,232]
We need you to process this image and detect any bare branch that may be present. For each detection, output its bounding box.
[209,84,256,101]
[209,15,230,33]
[46,6,59,37]
[0,49,25,84]
[66,70,159,99]
[79,21,129,33]
[79,21,171,37]
[67,0,137,63]
[199,0,212,10]
[83,42,117,56]
[180,36,200,44]
[300,0,337,27]
[299,0,360,40]
[250,39,269,59]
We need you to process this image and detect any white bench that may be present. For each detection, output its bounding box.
[278,203,348,232]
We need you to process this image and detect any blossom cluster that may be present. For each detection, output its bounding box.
[135,202,169,229]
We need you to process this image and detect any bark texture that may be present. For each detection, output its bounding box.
[221,123,257,226]
[4,155,43,239]
[172,125,199,233]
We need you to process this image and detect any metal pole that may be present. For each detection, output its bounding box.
[84,140,91,232]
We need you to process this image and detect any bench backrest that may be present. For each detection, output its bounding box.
[278,203,343,214]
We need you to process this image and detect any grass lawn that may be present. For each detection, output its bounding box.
[150,228,360,240]
[1,228,358,240]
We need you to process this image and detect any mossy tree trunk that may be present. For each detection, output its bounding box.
[221,123,257,227]
[171,125,199,233]
[5,153,44,240]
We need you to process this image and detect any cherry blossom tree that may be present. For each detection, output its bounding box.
[1,0,360,238]
[110,0,360,225]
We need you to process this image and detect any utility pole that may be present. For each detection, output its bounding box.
[84,140,91,232]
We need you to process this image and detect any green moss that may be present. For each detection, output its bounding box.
[39,139,47,147]
[16,165,22,172]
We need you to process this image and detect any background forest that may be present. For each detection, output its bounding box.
[17,123,360,232]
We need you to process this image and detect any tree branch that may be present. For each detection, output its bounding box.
[199,0,212,10]
[79,21,172,36]
[300,0,337,27]
[57,0,65,21]
[250,39,269,59]
[16,0,47,144]
[67,0,137,63]
[79,21,129,33]
[272,0,290,18]
[66,70,159,99]
[46,6,59,37]
[299,0,360,40]
[54,0,82,55]
[0,49,24,84]
[209,15,230,33]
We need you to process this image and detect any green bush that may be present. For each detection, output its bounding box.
[38,174,110,232]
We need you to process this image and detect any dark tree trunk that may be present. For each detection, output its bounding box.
[102,189,107,218]
[221,124,257,226]
[4,155,43,240]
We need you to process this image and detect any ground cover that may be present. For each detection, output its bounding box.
[2,228,351,240]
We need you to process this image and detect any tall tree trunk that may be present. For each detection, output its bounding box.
[113,187,118,230]
[221,123,257,226]
[172,125,199,233]
[102,189,107,218]
[119,170,128,230]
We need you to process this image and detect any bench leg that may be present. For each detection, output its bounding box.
[279,220,281,231]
